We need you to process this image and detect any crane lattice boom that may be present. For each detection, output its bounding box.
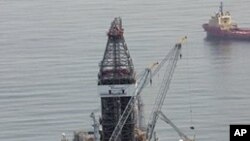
[109,39,185,141]
[158,111,194,141]
[147,43,182,141]
[108,68,151,141]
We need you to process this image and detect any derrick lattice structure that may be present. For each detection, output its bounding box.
[98,17,135,85]
[98,17,136,141]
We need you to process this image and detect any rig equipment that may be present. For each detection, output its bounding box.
[63,18,194,141]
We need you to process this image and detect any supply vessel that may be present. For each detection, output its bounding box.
[202,2,250,40]
[61,17,194,141]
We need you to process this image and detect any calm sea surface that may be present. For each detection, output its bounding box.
[1,0,250,141]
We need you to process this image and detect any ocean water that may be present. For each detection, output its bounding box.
[1,0,250,141]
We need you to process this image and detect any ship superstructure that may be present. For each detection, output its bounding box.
[206,2,235,30]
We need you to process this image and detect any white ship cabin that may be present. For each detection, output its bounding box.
[209,11,237,30]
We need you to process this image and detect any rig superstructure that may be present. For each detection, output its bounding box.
[98,17,136,141]
[62,17,194,141]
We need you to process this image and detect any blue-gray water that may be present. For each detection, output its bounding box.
[1,0,250,141]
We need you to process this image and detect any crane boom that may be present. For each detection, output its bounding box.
[152,36,186,78]
[109,37,186,141]
[158,111,193,141]
[90,112,100,141]
[108,49,176,141]
[147,43,183,141]
[108,68,152,141]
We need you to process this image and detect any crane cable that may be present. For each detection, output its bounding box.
[185,39,196,138]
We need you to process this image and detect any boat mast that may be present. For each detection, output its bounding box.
[219,2,223,14]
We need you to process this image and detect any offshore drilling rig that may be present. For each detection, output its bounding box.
[62,17,194,141]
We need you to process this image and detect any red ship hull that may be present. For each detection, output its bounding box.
[202,23,250,40]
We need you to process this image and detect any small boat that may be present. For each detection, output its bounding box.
[202,2,250,40]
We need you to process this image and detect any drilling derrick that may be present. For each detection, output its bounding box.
[98,17,136,141]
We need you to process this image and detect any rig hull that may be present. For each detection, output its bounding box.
[203,24,250,40]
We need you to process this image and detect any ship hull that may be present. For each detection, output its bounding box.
[202,23,250,40]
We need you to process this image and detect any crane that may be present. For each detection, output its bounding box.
[146,38,186,141]
[157,111,194,141]
[90,112,100,141]
[108,37,188,141]
[108,66,153,141]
